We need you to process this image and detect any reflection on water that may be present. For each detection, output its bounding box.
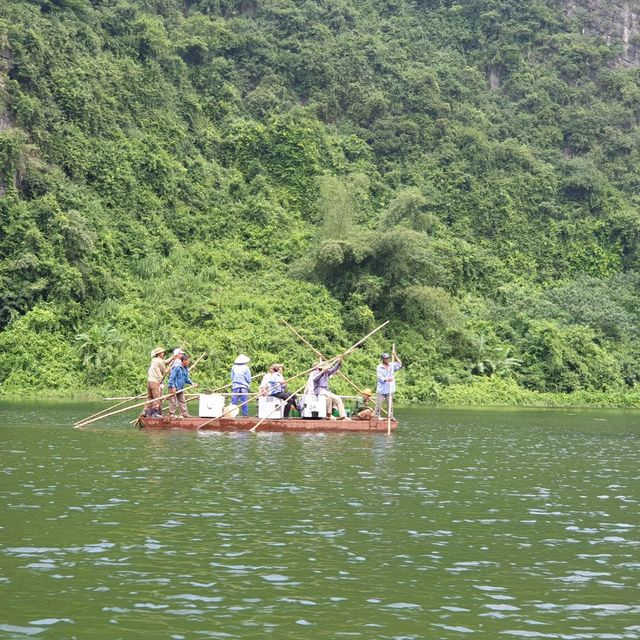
[1,402,639,639]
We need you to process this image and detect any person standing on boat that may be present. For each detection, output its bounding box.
[353,388,374,420]
[374,351,402,418]
[144,347,177,417]
[312,358,349,420]
[260,364,298,418]
[231,354,252,417]
[168,353,194,418]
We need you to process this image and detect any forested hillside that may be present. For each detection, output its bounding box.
[1,0,640,404]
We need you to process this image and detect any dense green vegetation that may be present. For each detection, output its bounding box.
[1,0,640,405]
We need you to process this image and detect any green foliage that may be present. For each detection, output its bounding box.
[75,322,123,384]
[1,0,640,406]
[0,305,79,391]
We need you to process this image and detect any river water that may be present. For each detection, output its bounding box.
[1,402,638,639]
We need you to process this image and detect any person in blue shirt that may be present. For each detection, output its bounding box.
[374,351,402,418]
[168,353,195,418]
[231,354,252,417]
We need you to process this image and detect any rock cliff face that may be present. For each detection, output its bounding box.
[0,49,14,196]
[563,0,640,66]
[0,49,12,132]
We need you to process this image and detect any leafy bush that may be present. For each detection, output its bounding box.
[1,0,640,405]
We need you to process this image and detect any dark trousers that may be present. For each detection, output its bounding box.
[271,391,297,417]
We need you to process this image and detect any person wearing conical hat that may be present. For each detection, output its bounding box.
[374,351,402,419]
[353,388,374,421]
[144,347,175,418]
[231,354,252,417]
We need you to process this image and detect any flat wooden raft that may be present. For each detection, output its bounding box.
[139,416,398,433]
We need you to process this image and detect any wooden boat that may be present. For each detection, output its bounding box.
[138,415,398,433]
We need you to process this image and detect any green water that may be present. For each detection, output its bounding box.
[1,402,639,639]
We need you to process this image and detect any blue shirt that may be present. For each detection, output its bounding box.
[168,364,193,391]
[376,362,402,394]
[261,371,285,395]
[231,364,252,391]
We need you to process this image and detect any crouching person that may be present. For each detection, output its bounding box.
[353,388,374,420]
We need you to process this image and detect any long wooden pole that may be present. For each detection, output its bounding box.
[249,320,389,433]
[75,352,197,427]
[281,318,388,416]
[131,352,208,426]
[249,380,308,432]
[387,342,395,436]
[196,363,320,430]
[196,320,388,431]
[195,370,267,396]
[75,393,146,426]
[340,320,389,358]
[74,385,197,428]
[282,317,358,389]
[189,352,207,371]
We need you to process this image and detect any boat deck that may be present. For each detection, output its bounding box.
[139,415,398,433]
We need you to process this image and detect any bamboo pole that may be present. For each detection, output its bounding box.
[75,393,146,426]
[188,352,207,371]
[250,320,389,432]
[196,320,389,431]
[339,320,389,358]
[196,363,320,430]
[387,343,396,436]
[130,352,208,427]
[248,380,308,432]
[198,371,267,396]
[74,385,197,428]
[76,352,195,427]
[280,318,387,416]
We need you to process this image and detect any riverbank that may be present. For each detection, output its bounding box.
[3,376,640,409]
[433,377,640,408]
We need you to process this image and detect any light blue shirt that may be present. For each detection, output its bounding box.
[231,364,252,391]
[376,362,402,394]
[262,371,285,395]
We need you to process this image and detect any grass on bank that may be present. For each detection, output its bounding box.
[5,375,640,410]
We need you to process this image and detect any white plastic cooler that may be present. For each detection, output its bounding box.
[300,394,327,419]
[198,394,225,418]
[258,396,286,419]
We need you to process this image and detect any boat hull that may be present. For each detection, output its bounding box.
[139,415,398,433]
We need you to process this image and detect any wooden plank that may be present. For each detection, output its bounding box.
[139,416,398,433]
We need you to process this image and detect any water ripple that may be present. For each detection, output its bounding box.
[2,403,639,639]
